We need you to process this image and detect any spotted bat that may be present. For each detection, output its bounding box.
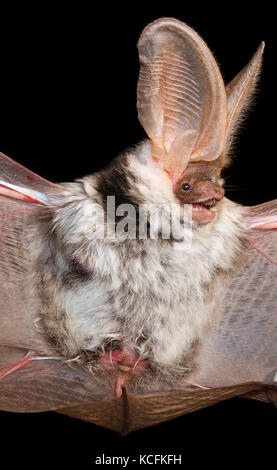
[0,18,276,434]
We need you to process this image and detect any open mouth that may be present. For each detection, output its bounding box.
[192,198,217,210]
[191,198,218,223]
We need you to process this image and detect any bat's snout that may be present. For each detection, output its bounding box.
[175,179,225,224]
[192,180,225,203]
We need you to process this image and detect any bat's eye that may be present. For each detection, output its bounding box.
[181,182,192,192]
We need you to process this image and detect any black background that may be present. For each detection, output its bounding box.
[0,3,276,467]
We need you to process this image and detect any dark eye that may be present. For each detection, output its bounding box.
[181,182,192,192]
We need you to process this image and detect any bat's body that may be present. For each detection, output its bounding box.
[0,18,276,432]
[33,141,244,381]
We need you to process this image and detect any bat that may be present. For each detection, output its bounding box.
[0,17,276,436]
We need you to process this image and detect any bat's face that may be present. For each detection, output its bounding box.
[99,142,227,240]
[127,146,226,227]
[174,159,225,224]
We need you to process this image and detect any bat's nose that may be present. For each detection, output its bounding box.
[193,180,225,202]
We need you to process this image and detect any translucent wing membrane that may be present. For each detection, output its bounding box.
[0,152,56,204]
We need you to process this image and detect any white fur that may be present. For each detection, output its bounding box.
[47,141,246,371]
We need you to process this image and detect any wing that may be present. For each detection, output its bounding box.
[0,153,120,426]
[189,200,277,405]
[0,151,57,191]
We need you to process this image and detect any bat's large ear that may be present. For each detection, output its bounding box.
[225,42,265,151]
[137,18,227,180]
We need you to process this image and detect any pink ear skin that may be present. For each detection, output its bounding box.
[225,42,265,151]
[137,18,227,181]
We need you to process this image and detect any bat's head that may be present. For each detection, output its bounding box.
[173,160,225,224]
[134,18,264,226]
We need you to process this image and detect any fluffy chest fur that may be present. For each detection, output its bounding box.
[60,200,244,370]
[32,142,246,374]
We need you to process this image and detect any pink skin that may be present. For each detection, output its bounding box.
[100,347,147,399]
[0,184,41,204]
[0,348,57,382]
[247,216,277,230]
[246,214,277,265]
[0,351,38,380]
[248,240,277,266]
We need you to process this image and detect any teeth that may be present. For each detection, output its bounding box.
[192,199,217,211]
[201,199,217,209]
[203,199,216,208]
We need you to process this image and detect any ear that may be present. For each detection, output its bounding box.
[225,42,265,151]
[137,18,227,180]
